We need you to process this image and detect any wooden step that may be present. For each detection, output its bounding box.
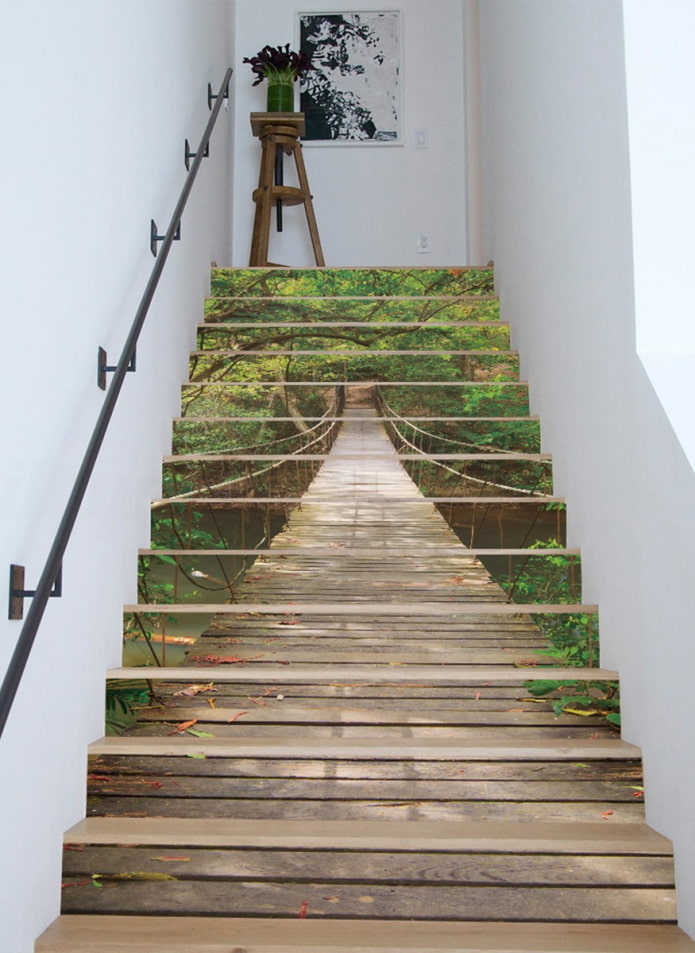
[123,601,596,615]
[162,451,550,461]
[36,917,695,952]
[90,735,638,759]
[106,664,618,682]
[173,415,540,421]
[151,495,563,504]
[65,817,668,852]
[138,547,579,556]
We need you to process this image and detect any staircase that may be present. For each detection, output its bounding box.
[38,268,695,951]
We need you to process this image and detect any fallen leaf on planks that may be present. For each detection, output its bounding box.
[172,683,217,698]
[227,711,249,723]
[298,900,308,919]
[151,856,191,863]
[168,718,198,735]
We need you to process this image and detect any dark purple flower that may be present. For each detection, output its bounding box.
[243,43,313,85]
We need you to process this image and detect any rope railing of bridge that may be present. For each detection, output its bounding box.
[375,387,548,498]
[154,387,345,508]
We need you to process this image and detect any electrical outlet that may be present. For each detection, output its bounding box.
[415,128,428,149]
[417,233,431,254]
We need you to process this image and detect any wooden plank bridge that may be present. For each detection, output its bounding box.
[38,268,695,952]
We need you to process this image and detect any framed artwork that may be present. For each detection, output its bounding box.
[298,11,401,144]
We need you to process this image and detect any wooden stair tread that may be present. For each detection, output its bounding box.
[153,493,565,506]
[89,735,639,759]
[106,665,619,682]
[122,602,595,614]
[173,415,539,421]
[65,817,669,852]
[54,275,679,938]
[36,917,695,952]
[138,547,578,556]
[163,451,548,460]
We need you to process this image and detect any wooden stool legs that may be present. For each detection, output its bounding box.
[249,112,325,268]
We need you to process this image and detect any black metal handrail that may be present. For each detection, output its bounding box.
[0,68,233,739]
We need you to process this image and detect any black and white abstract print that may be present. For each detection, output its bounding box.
[299,11,401,143]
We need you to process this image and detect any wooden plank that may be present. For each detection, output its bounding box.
[62,845,674,887]
[132,707,604,730]
[84,796,644,823]
[123,602,597,614]
[138,548,579,556]
[57,879,676,921]
[163,452,550,461]
[87,755,644,782]
[65,817,671,853]
[36,916,695,953]
[174,416,540,422]
[119,725,616,743]
[85,775,638,802]
[89,736,640,760]
[151,496,564,505]
[106,665,620,682]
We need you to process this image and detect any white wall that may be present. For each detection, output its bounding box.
[0,2,233,949]
[622,1,695,470]
[479,0,695,937]
[231,0,468,267]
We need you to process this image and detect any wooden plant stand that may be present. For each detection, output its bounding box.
[249,112,325,268]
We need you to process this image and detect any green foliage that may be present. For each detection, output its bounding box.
[105,680,151,735]
[209,267,495,299]
[204,296,501,325]
[525,678,621,723]
[491,539,620,727]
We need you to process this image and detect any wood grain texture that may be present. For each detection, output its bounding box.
[53,307,675,941]
[38,917,695,952]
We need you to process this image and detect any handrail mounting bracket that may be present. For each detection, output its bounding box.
[9,564,62,621]
[98,346,136,391]
[150,219,181,258]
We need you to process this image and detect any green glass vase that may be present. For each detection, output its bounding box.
[266,80,295,112]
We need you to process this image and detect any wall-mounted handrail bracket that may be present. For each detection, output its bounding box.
[185,138,210,171]
[0,66,233,740]
[150,219,181,257]
[98,346,136,391]
[9,564,62,621]
[208,79,230,111]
